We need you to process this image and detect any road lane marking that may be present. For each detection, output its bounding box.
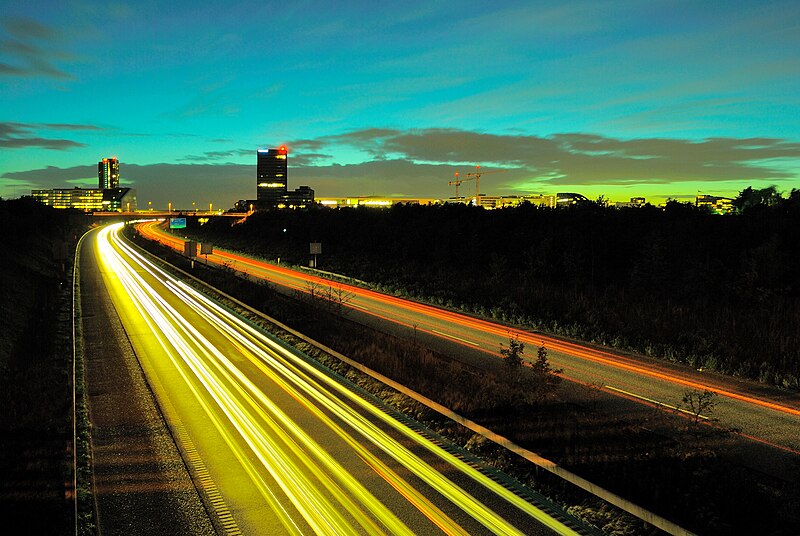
[430,329,480,347]
[604,385,709,420]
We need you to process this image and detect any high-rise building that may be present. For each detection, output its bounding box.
[98,157,120,189]
[257,146,288,204]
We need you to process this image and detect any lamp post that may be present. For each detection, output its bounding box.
[192,201,196,213]
[168,202,172,213]
[148,201,152,212]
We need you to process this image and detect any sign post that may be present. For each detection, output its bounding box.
[184,240,197,268]
[310,242,322,268]
[200,242,213,264]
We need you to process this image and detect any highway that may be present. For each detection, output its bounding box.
[137,220,800,453]
[95,222,588,535]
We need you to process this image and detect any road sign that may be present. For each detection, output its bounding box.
[184,240,197,258]
[200,242,213,255]
[310,242,322,255]
[170,217,187,229]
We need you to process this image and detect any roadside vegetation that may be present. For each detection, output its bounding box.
[132,228,800,536]
[0,198,88,534]
[186,186,800,392]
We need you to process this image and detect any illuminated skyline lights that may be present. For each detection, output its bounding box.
[99,157,120,190]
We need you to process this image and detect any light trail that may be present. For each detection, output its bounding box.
[137,220,800,421]
[98,223,581,535]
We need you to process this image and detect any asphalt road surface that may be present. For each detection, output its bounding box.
[96,222,591,535]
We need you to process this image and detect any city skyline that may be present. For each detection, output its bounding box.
[2,1,799,209]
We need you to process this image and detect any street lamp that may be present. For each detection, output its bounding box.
[148,201,152,211]
[168,202,172,213]
[192,201,196,213]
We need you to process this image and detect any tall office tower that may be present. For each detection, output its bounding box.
[257,146,288,204]
[98,157,120,189]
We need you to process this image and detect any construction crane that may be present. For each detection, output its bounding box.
[466,165,508,207]
[448,171,468,202]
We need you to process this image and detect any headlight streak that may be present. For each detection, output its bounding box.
[164,279,471,536]
[115,226,459,535]
[103,223,579,535]
[128,230,578,535]
[98,226,305,535]
[102,225,405,535]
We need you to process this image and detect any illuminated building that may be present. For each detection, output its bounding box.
[615,197,647,208]
[257,146,288,205]
[32,187,137,212]
[33,155,136,212]
[32,188,104,210]
[696,195,734,215]
[103,187,138,212]
[316,197,440,208]
[98,157,120,189]
[556,192,590,206]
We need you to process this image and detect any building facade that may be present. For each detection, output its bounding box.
[98,157,120,189]
[32,188,105,211]
[257,146,288,205]
[696,195,734,215]
[32,187,136,212]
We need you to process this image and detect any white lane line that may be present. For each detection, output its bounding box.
[430,329,480,347]
[351,303,369,311]
[605,385,709,420]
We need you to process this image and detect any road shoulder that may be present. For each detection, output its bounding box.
[80,231,215,535]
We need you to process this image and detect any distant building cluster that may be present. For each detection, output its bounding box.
[314,193,593,209]
[615,197,647,208]
[696,194,735,215]
[32,156,137,212]
[236,146,314,211]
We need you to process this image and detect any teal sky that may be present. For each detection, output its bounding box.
[1,0,799,209]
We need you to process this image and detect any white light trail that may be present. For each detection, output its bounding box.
[96,223,579,536]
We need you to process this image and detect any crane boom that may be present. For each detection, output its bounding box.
[465,166,508,206]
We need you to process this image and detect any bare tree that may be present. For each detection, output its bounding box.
[680,389,718,425]
[325,284,354,316]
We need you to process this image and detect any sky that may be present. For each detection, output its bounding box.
[1,0,799,209]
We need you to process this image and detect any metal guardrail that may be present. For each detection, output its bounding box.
[129,230,696,536]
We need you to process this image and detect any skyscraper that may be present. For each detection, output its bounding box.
[98,157,120,189]
[257,146,288,204]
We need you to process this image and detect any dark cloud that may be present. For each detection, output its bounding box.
[0,122,95,150]
[0,62,25,75]
[1,17,58,40]
[316,128,800,186]
[0,18,73,79]
[290,153,332,166]
[4,128,799,207]
[286,138,327,151]
[43,123,104,131]
[179,149,252,162]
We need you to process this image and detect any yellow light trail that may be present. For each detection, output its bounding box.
[97,223,580,535]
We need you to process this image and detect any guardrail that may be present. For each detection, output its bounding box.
[128,230,696,536]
